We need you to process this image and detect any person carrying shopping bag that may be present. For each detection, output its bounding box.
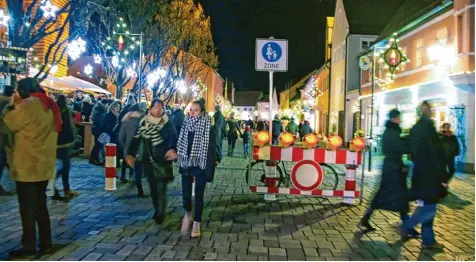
[125,99,178,224]
[178,99,221,238]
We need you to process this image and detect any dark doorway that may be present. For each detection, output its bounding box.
[338,111,344,139]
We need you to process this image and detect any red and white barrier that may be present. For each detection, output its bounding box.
[250,186,360,197]
[253,146,362,165]
[105,144,117,191]
[249,145,363,205]
[264,162,278,201]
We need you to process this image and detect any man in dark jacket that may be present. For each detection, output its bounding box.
[359,109,418,236]
[299,120,313,139]
[89,100,109,165]
[439,123,460,181]
[0,86,13,195]
[271,114,282,145]
[172,104,185,135]
[213,105,225,156]
[400,101,448,250]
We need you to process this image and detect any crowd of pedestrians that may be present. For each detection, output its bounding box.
[359,102,460,250]
[0,78,465,256]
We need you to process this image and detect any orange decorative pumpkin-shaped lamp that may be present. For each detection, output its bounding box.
[350,137,366,152]
[279,132,295,148]
[302,133,319,149]
[254,131,270,147]
[328,135,343,150]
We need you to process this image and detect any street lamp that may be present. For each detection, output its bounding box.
[428,42,456,67]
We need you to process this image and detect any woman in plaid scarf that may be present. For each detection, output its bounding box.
[177,99,221,238]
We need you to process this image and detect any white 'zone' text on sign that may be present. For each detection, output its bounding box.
[256,39,288,72]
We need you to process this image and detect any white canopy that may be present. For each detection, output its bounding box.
[59,76,111,95]
[28,68,78,92]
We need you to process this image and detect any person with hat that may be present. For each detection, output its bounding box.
[213,105,225,157]
[359,109,418,237]
[0,85,14,195]
[0,78,59,257]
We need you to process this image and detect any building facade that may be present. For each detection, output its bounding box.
[358,0,475,172]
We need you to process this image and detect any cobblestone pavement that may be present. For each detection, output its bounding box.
[0,142,474,261]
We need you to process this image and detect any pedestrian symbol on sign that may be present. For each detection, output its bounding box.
[262,42,282,62]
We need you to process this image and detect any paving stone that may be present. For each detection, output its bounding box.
[204,252,218,260]
[99,254,127,261]
[248,246,268,256]
[269,247,287,257]
[82,252,103,261]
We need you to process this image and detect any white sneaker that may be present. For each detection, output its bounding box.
[191,221,200,238]
[181,212,191,235]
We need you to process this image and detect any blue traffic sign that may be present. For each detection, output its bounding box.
[261,42,282,62]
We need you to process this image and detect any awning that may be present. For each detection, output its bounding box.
[59,76,111,94]
[28,68,78,92]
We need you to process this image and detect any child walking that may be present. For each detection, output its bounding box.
[241,126,251,158]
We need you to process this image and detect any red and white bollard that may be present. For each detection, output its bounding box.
[105,143,117,191]
[264,161,278,201]
[343,165,357,205]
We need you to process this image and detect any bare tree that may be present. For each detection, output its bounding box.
[4,0,90,81]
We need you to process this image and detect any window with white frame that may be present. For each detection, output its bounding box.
[415,38,424,67]
[437,27,448,44]
[361,39,374,51]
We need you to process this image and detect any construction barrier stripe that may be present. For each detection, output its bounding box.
[105,143,117,157]
[253,146,362,165]
[250,186,360,197]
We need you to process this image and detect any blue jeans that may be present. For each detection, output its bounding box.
[402,203,437,245]
[243,143,250,157]
[0,151,6,181]
[182,170,207,222]
[56,147,72,192]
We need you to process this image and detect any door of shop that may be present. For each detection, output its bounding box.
[338,111,345,139]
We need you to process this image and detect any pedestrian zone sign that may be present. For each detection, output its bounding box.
[256,38,288,72]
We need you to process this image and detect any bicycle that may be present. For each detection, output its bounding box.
[245,159,340,190]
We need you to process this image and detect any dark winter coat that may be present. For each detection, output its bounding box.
[213,110,225,141]
[179,126,221,183]
[299,121,312,138]
[226,119,240,140]
[101,112,119,144]
[240,131,251,144]
[370,121,410,213]
[438,131,460,160]
[115,104,133,134]
[128,117,178,183]
[91,102,107,137]
[57,108,77,148]
[118,111,143,156]
[172,109,185,135]
[0,95,11,150]
[81,102,93,122]
[271,119,282,138]
[409,115,447,204]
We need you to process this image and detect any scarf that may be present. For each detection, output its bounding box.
[135,114,168,146]
[31,92,62,132]
[177,115,210,170]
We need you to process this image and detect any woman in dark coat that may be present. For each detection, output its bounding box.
[126,99,178,224]
[178,99,221,238]
[225,112,241,157]
[359,109,418,236]
[53,95,79,200]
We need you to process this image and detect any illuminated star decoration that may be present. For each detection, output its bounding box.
[126,66,136,78]
[40,0,59,18]
[111,55,119,68]
[146,68,166,88]
[379,33,408,79]
[84,63,93,76]
[0,10,10,27]
[93,54,102,64]
[67,37,87,60]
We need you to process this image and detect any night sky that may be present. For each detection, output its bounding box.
[200,0,336,93]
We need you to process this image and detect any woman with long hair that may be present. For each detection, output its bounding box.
[125,99,178,224]
[225,112,241,157]
[178,99,221,238]
[53,95,79,200]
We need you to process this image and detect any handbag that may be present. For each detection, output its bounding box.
[98,133,111,145]
[144,139,174,182]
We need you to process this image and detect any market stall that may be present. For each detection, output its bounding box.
[59,76,111,95]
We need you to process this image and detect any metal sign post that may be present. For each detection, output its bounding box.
[256,37,288,201]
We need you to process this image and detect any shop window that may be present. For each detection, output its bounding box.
[400,47,407,71]
[415,38,424,67]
